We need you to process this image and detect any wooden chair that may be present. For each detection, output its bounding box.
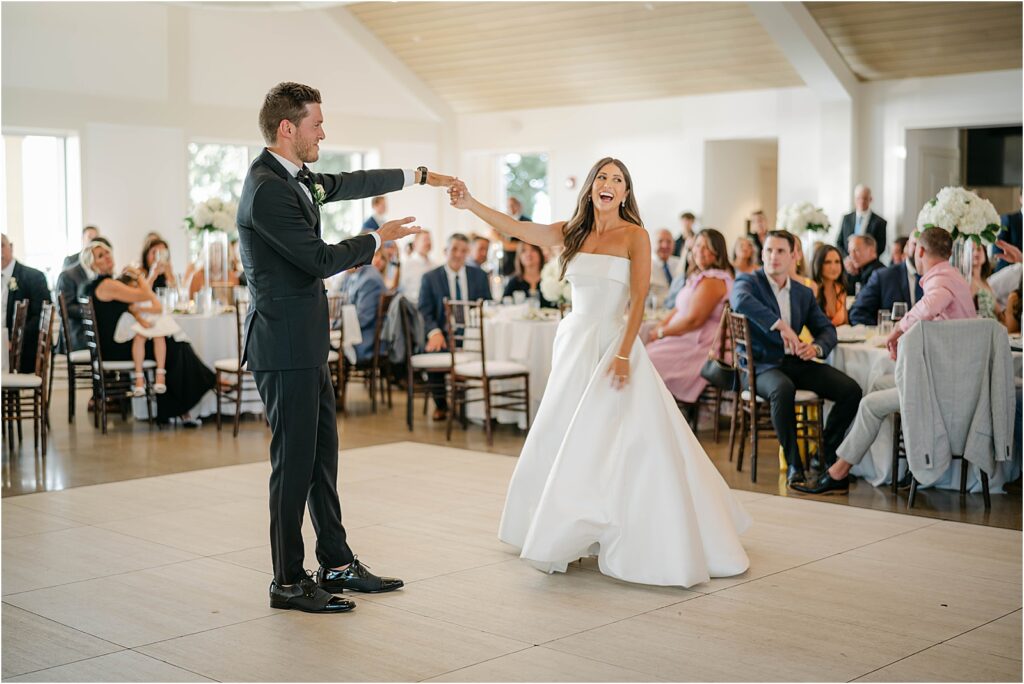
[327,294,346,413]
[8,300,28,373]
[342,291,397,413]
[79,297,156,434]
[213,296,255,437]
[445,299,530,446]
[727,311,824,483]
[892,411,991,510]
[53,292,94,423]
[3,302,55,453]
[678,304,735,442]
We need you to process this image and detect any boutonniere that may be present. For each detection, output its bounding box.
[312,183,326,207]
[8,277,17,292]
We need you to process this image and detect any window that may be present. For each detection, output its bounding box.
[501,152,550,223]
[2,132,82,287]
[187,143,368,243]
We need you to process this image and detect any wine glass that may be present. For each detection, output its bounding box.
[891,302,907,322]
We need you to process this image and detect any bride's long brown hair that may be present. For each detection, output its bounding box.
[559,157,644,279]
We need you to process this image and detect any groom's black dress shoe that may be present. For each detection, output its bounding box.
[791,471,850,495]
[786,464,807,486]
[317,557,404,594]
[269,575,355,613]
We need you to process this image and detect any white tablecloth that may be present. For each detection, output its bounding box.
[465,314,561,429]
[829,341,1022,491]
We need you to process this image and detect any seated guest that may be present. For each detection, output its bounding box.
[80,241,215,426]
[63,225,100,270]
[993,191,1022,272]
[345,250,388,363]
[969,246,1000,320]
[361,196,387,233]
[843,234,884,295]
[790,234,816,293]
[1002,283,1022,334]
[503,241,552,307]
[647,228,733,402]
[379,240,401,291]
[848,234,924,326]
[730,230,862,486]
[141,237,178,290]
[2,234,50,373]
[731,235,757,275]
[812,244,848,326]
[400,231,434,303]
[56,236,112,352]
[466,234,492,273]
[794,226,976,494]
[890,236,908,265]
[649,228,683,307]
[418,233,492,420]
[990,239,1022,310]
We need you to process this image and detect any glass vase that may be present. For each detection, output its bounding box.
[950,235,974,282]
[203,230,229,303]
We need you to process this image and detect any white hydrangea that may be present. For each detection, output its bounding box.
[187,197,238,235]
[916,186,1000,241]
[540,258,572,304]
[776,201,830,233]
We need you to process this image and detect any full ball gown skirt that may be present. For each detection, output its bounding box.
[498,253,750,588]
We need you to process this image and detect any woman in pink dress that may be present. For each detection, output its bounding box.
[646,228,734,402]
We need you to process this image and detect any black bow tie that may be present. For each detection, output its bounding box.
[296,167,313,189]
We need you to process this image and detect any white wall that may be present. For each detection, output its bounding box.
[455,87,825,242]
[1,2,447,269]
[902,127,960,237]
[703,139,778,245]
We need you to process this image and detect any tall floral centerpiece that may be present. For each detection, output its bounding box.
[540,257,572,307]
[184,197,237,298]
[916,186,1000,281]
[776,201,831,268]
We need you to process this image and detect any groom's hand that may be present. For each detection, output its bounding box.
[377,216,422,243]
[418,169,456,188]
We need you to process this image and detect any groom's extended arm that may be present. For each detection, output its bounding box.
[318,169,406,203]
[251,180,375,278]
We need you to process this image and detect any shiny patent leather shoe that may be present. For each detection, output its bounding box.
[269,575,355,613]
[317,557,404,594]
[791,471,850,495]
[786,464,807,486]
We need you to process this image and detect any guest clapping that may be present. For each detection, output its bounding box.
[646,229,734,402]
[503,241,552,307]
[812,245,848,326]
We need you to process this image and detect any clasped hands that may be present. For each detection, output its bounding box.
[777,322,818,361]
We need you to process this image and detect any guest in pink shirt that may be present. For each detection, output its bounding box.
[886,226,975,360]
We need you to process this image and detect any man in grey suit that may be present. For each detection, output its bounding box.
[837,184,887,263]
[238,82,453,614]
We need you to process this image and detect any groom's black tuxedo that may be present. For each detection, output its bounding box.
[238,148,404,585]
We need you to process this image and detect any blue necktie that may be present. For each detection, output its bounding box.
[855,215,863,235]
[454,272,463,301]
[662,261,672,286]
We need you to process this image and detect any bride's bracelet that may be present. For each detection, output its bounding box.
[614,354,629,361]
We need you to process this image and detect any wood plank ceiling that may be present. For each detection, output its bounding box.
[343,1,1023,114]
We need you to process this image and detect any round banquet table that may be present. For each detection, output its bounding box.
[464,312,561,429]
[829,340,1022,492]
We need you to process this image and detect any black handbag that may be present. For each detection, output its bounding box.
[700,309,738,392]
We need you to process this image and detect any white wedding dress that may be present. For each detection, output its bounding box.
[498,252,751,588]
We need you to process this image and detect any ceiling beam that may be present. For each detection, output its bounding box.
[748,1,858,101]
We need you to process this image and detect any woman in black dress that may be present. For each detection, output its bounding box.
[81,241,215,425]
[503,241,554,308]
[141,237,178,290]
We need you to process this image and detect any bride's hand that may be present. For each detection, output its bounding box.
[448,179,472,210]
[606,355,630,390]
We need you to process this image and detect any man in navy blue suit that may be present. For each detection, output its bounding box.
[994,192,1022,272]
[730,230,863,485]
[345,251,388,363]
[360,196,386,233]
[418,232,492,420]
[848,234,924,326]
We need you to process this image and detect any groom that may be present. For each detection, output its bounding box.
[238,81,453,613]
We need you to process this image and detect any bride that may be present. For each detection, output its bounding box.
[448,158,750,588]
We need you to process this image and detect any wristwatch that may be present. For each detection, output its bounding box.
[417,166,428,185]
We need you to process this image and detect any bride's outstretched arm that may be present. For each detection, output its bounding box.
[449,179,565,248]
[608,227,652,390]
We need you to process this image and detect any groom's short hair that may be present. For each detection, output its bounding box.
[259,82,322,145]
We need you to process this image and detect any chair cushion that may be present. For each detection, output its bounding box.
[741,389,820,403]
[409,352,473,370]
[68,349,91,364]
[214,358,241,372]
[2,372,42,389]
[102,360,157,372]
[327,350,340,363]
[453,360,529,378]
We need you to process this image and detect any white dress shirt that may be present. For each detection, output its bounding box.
[767,275,796,354]
[400,252,435,303]
[649,255,682,305]
[989,263,1022,308]
[267,150,417,252]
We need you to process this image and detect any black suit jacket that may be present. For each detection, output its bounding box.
[848,261,923,326]
[846,257,884,296]
[62,252,80,270]
[994,211,1022,272]
[417,265,492,339]
[55,263,91,352]
[837,211,887,259]
[237,149,404,371]
[5,261,50,373]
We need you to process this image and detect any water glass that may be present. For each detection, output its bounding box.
[877,309,892,336]
[512,290,527,305]
[891,302,907,321]
[527,295,541,313]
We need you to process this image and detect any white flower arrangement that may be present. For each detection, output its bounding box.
[312,183,326,207]
[540,258,571,304]
[184,197,238,234]
[916,186,1001,243]
[776,201,831,233]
